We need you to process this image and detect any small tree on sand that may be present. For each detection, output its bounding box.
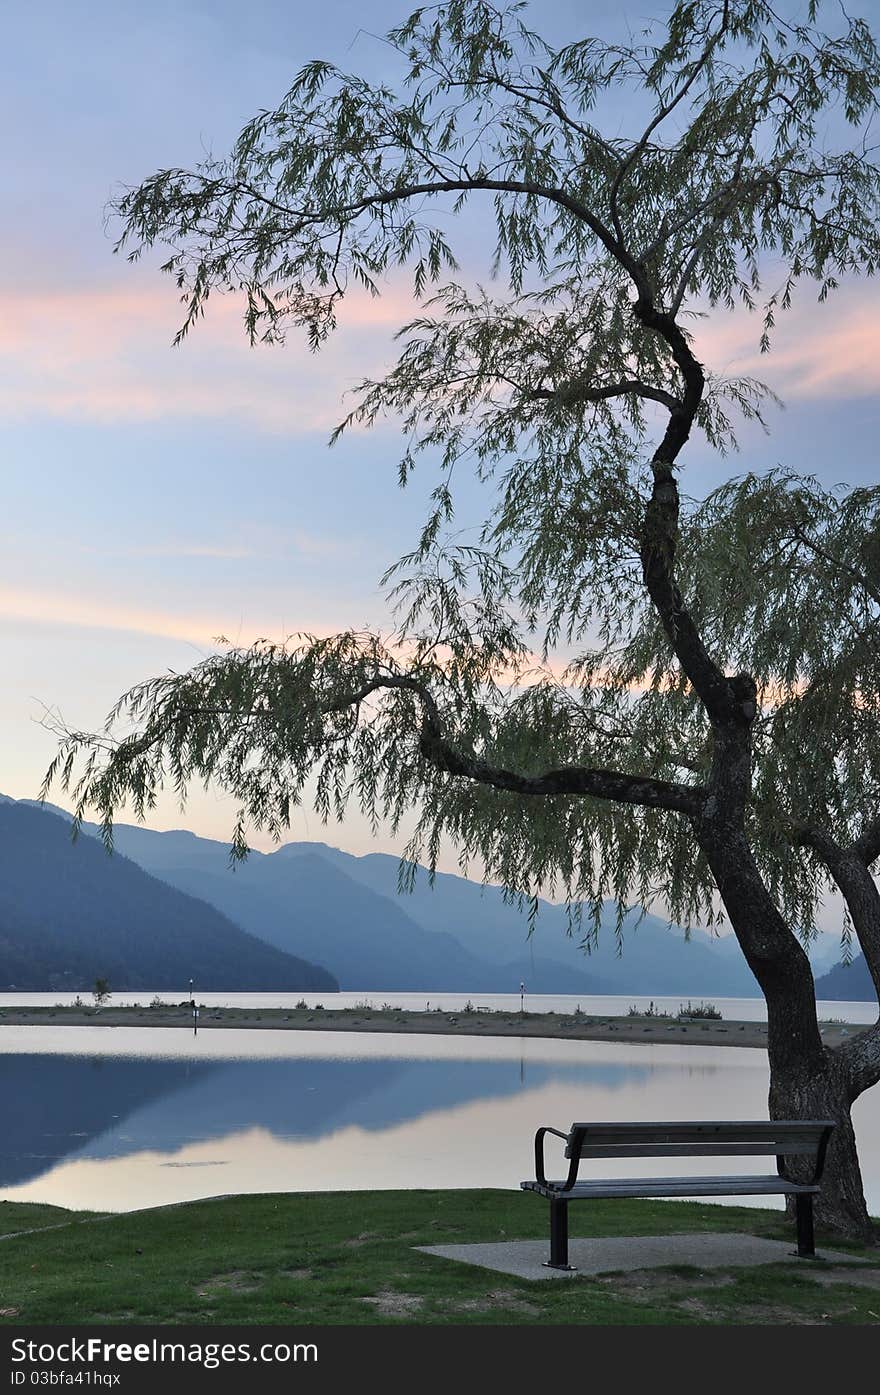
[44,1,880,1239]
[93,978,111,1008]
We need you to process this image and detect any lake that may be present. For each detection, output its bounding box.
[2,1020,879,1216]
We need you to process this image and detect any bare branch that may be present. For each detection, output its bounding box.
[791,823,880,1006]
[323,673,704,815]
[527,378,681,411]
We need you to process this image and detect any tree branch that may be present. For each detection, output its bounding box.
[792,526,880,609]
[206,171,643,296]
[527,378,681,411]
[608,0,731,240]
[792,823,880,1006]
[851,815,880,868]
[325,673,704,815]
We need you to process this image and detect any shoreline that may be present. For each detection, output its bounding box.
[0,1003,870,1050]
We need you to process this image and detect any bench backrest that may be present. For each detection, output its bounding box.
[564,1120,835,1160]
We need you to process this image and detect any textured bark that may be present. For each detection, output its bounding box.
[770,1051,876,1242]
[630,362,880,1240]
[692,824,875,1240]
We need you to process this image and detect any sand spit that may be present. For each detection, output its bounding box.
[0,1003,869,1050]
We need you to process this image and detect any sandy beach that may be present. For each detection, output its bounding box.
[0,1003,870,1049]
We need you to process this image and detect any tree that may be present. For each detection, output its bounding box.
[93,978,111,1008]
[44,0,880,1239]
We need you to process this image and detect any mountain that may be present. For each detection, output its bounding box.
[12,798,849,997]
[268,842,767,995]
[0,801,337,991]
[78,827,616,994]
[276,842,849,992]
[814,955,878,1004]
[62,814,771,995]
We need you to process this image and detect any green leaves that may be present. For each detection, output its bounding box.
[59,2,880,937]
[108,1,880,358]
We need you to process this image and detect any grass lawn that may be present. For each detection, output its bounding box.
[0,1191,878,1326]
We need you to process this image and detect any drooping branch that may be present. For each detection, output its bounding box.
[607,0,732,242]
[322,673,704,815]
[527,378,681,411]
[792,527,880,610]
[793,823,880,1005]
[852,815,880,868]
[791,824,880,1094]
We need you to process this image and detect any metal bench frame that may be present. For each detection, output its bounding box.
[521,1119,835,1270]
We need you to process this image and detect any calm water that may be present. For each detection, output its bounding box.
[1,1024,878,1216]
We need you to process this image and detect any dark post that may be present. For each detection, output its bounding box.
[547,1199,570,1270]
[795,1194,816,1257]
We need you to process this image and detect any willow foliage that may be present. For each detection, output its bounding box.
[45,0,880,944]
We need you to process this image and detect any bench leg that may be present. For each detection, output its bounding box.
[544,1198,574,1271]
[795,1194,816,1258]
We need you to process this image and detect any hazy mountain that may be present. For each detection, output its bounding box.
[11,798,850,997]
[6,800,615,994]
[0,801,337,991]
[61,815,776,995]
[814,955,878,1004]
[87,835,616,994]
[271,842,766,995]
[279,842,848,991]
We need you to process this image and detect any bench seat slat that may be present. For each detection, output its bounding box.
[565,1121,832,1136]
[565,1140,822,1158]
[521,1174,820,1200]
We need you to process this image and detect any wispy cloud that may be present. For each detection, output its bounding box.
[691,280,880,401]
[4,271,878,441]
[87,543,255,561]
[0,584,339,647]
[0,275,418,434]
[78,526,349,563]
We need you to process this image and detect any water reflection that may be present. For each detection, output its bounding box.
[0,1028,876,1216]
[1,1047,648,1188]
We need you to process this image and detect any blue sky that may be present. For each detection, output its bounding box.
[2,0,880,877]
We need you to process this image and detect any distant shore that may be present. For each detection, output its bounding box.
[0,1003,870,1049]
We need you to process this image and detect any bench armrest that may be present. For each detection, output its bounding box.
[775,1123,836,1186]
[534,1126,582,1191]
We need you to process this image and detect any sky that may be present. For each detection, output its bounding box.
[3,0,880,890]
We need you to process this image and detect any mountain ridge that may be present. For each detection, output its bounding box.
[71,815,784,995]
[6,797,854,997]
[0,801,337,991]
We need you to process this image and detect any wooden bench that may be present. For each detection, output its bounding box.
[521,1119,835,1270]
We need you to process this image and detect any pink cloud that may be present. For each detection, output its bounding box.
[690,280,880,400]
[0,274,419,433]
[0,583,340,647]
[3,268,878,436]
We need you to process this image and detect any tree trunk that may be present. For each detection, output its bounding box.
[697,823,877,1242]
[768,1046,876,1243]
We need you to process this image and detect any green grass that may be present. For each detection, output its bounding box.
[0,1202,100,1238]
[0,1191,877,1326]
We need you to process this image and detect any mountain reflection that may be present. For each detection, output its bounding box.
[1,1051,650,1188]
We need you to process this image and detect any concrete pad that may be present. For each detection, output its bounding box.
[415,1232,868,1280]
